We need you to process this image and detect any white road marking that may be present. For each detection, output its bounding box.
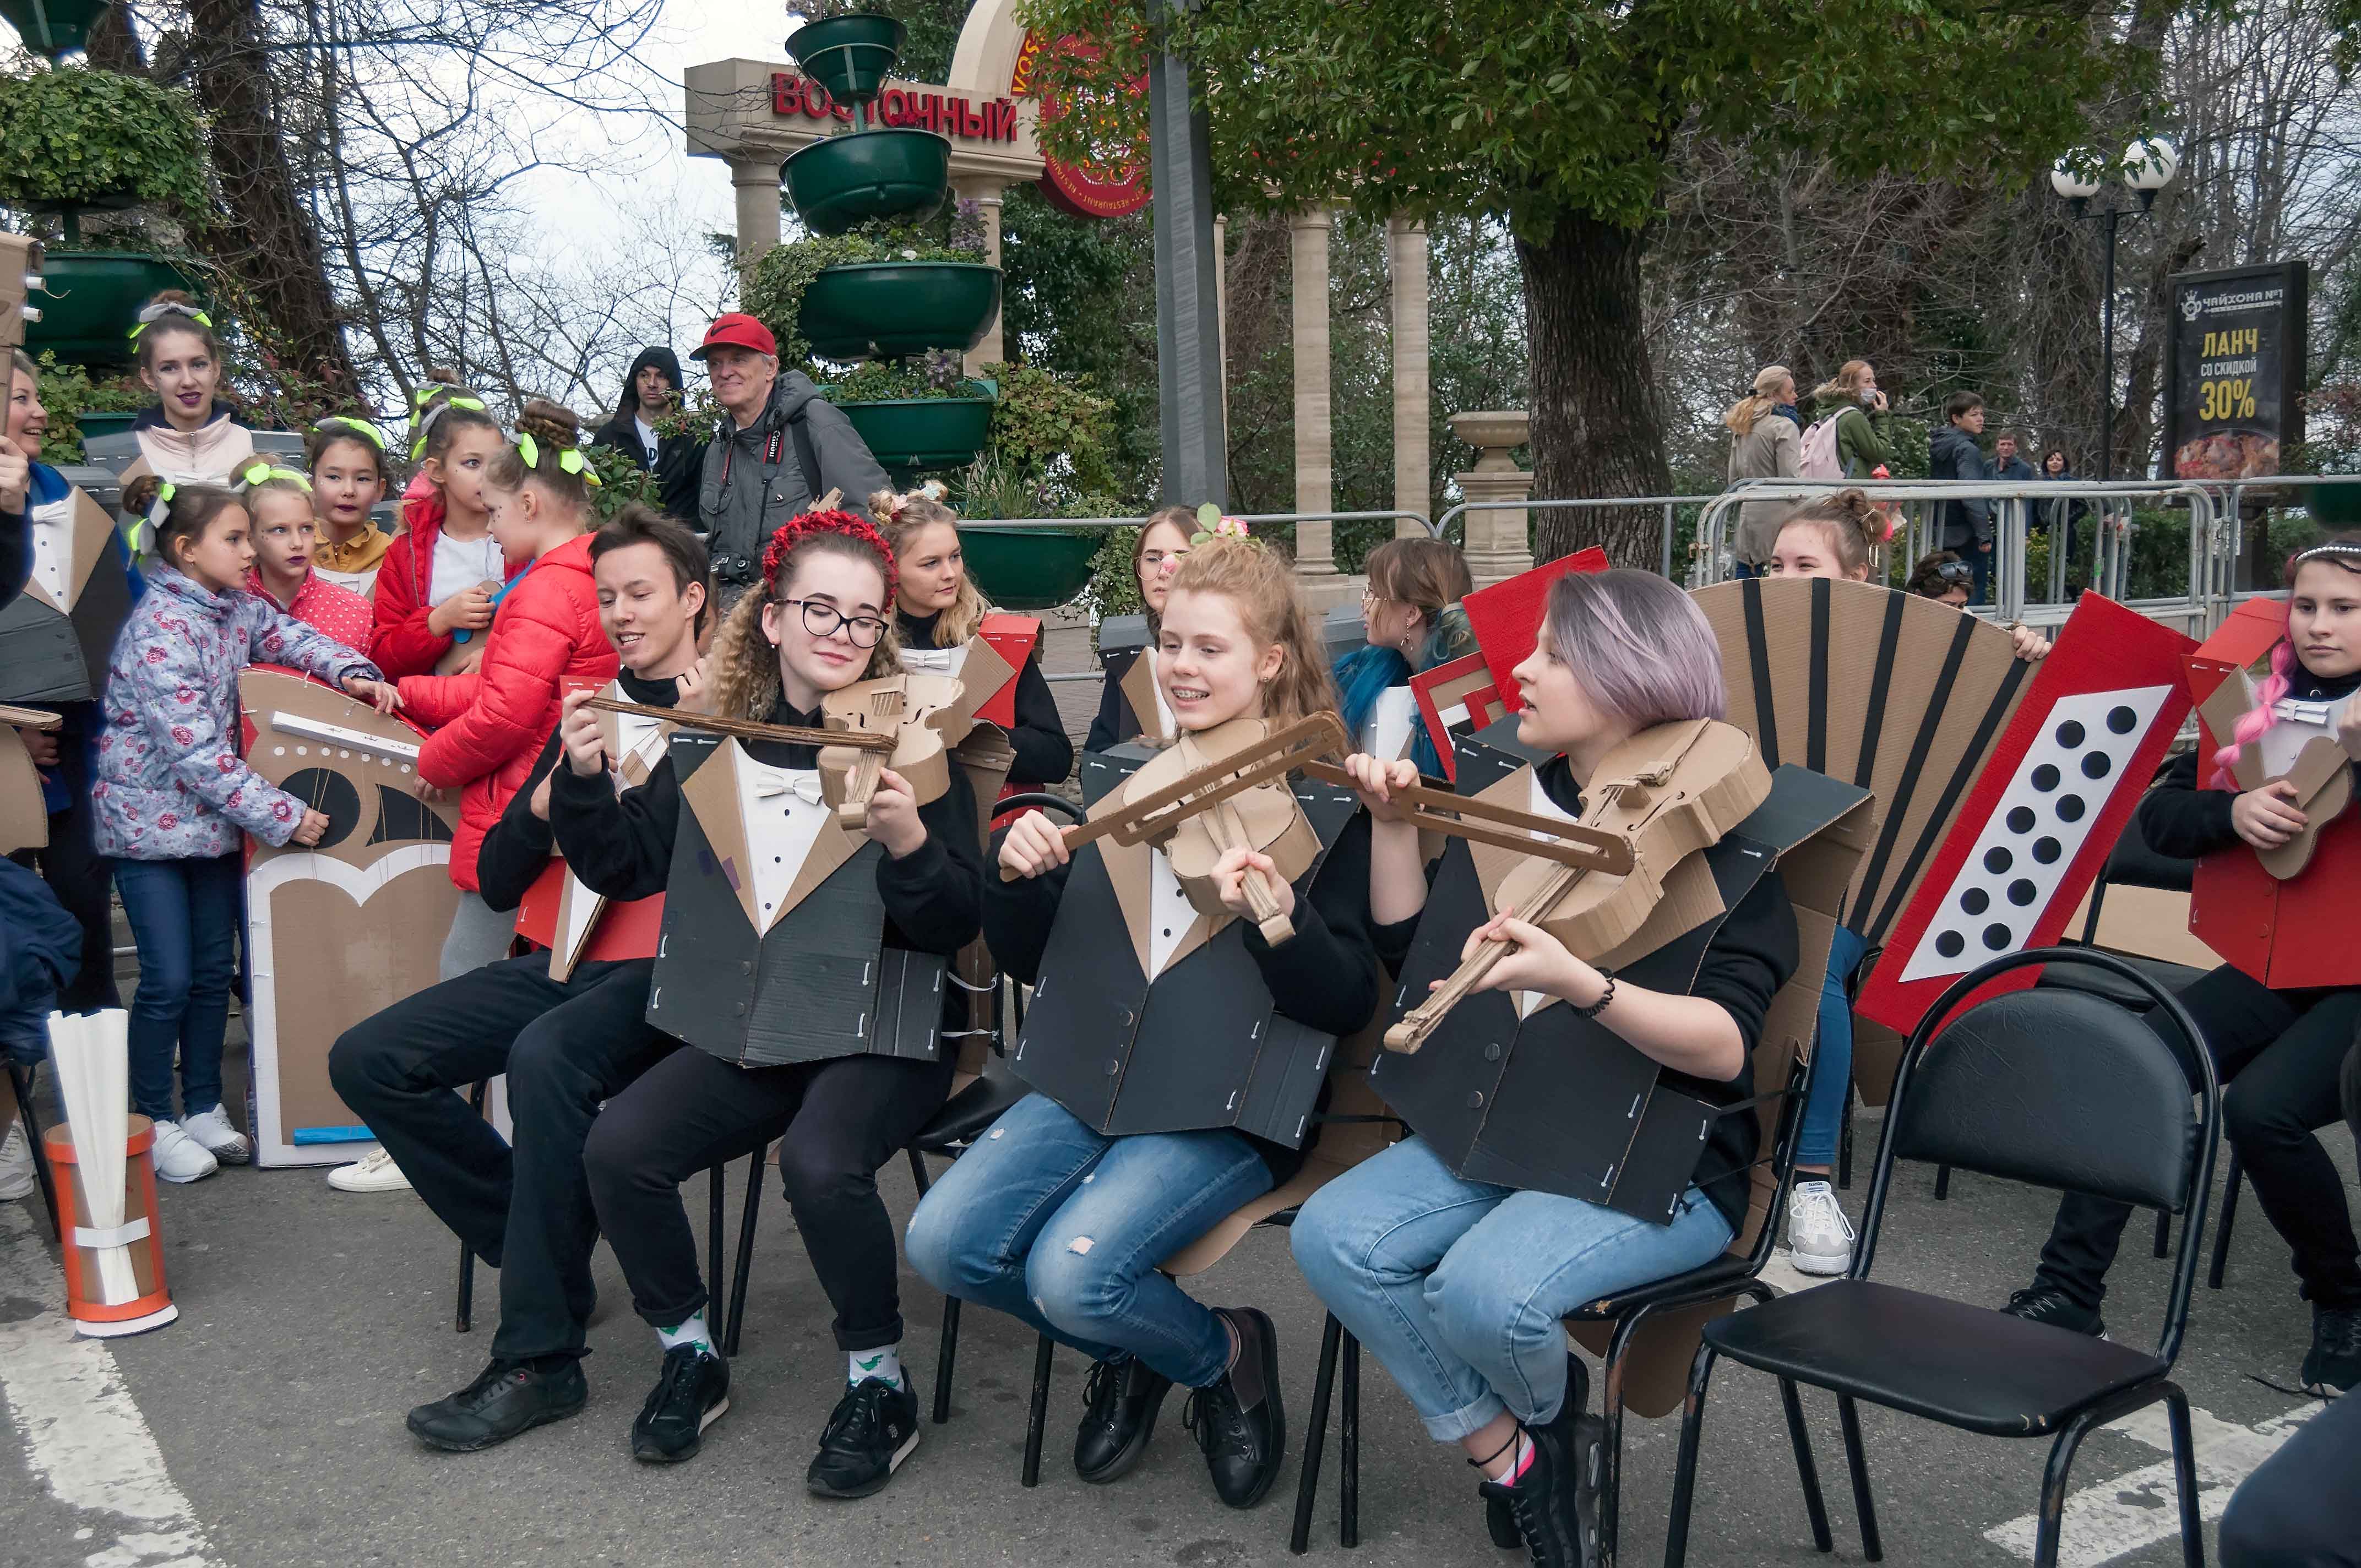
[0,1202,221,1567]
[1984,1398,2321,1566]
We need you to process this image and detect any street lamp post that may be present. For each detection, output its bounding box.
[2051,138,2180,481]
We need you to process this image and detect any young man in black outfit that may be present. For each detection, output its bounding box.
[327,509,712,1451]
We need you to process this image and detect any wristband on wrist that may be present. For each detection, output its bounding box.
[1575,972,1617,1019]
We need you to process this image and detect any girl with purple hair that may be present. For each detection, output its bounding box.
[2003,534,2361,1398]
[1294,569,1799,1566]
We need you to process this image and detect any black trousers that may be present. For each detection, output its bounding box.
[583,1046,953,1353]
[9,718,119,1011]
[2218,1389,2361,1566]
[325,952,676,1363]
[2033,964,2361,1311]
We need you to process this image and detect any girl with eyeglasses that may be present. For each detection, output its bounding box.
[238,465,372,651]
[557,509,982,1488]
[306,417,394,596]
[395,400,619,981]
[1086,505,1199,752]
[368,375,518,679]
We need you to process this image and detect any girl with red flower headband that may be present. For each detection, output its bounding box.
[543,506,984,1485]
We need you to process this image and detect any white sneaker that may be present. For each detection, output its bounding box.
[150,1119,221,1184]
[181,1104,252,1165]
[1786,1180,1856,1276]
[327,1145,413,1194]
[0,1120,34,1200]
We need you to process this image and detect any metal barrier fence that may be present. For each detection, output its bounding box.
[1433,496,1721,581]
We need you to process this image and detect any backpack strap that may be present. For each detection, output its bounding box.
[788,407,824,505]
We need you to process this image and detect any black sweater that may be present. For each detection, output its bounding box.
[986,785,1384,1180]
[898,607,1074,788]
[548,693,983,958]
[1085,645,1143,754]
[476,666,681,914]
[1372,755,1796,1230]
[2139,663,2361,861]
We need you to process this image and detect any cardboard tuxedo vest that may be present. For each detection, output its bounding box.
[1011,750,1362,1147]
[514,682,673,982]
[645,732,948,1069]
[0,486,136,705]
[1377,719,1872,1224]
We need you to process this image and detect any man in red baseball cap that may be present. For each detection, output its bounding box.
[689,311,890,607]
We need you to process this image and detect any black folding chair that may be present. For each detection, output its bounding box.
[1662,949,2219,1568]
[6,1058,62,1236]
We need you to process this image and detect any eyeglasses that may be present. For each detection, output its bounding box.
[777,597,888,648]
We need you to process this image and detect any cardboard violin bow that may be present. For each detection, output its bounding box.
[1295,759,1636,874]
[583,694,892,754]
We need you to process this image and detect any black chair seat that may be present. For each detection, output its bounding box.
[2037,952,2205,1012]
[1570,1252,1752,1321]
[1703,1278,2166,1436]
[913,1072,1028,1153]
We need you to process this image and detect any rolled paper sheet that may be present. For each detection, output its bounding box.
[48,1009,138,1305]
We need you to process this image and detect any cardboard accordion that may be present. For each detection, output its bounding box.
[238,668,463,1166]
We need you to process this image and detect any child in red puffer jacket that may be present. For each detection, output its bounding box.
[368,379,520,679]
[396,399,618,979]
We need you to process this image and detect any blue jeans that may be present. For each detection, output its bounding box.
[113,853,242,1121]
[904,1091,1273,1388]
[1797,925,1868,1169]
[1291,1135,1733,1442]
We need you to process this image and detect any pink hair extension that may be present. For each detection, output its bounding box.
[2211,637,2294,789]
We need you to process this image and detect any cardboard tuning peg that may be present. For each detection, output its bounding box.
[0,232,45,351]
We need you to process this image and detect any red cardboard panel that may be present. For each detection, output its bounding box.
[1462,547,1610,713]
[976,613,1042,729]
[1408,653,1503,782]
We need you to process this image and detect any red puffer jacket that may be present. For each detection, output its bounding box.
[367,491,528,679]
[396,532,618,890]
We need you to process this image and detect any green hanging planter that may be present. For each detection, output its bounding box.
[785,13,905,107]
[959,525,1103,612]
[830,386,993,473]
[782,130,950,236]
[0,0,112,58]
[800,262,1003,360]
[27,252,215,367]
[2306,482,2361,529]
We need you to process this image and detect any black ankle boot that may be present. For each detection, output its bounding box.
[1182,1306,1286,1509]
[1075,1356,1174,1482]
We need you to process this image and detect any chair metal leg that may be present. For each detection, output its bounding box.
[2153,1208,2172,1259]
[932,1297,961,1425]
[2163,1387,2202,1568]
[1836,1089,1854,1191]
[1933,1163,1951,1200]
[2033,1406,2109,1568]
[1662,1343,1721,1568]
[706,1163,727,1351]
[1836,1395,1883,1562]
[1290,1313,1343,1555]
[1340,1329,1361,1549]
[2209,1151,2243,1290]
[8,1062,62,1239]
[907,1145,931,1197]
[1778,1378,1835,1553]
[455,1079,489,1332]
[723,1155,763,1359]
[1021,1332,1054,1487]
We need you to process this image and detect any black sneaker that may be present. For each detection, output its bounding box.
[1075,1355,1174,1483]
[2003,1286,2107,1340]
[405,1358,586,1452]
[808,1377,921,1499]
[2300,1306,2361,1396]
[1182,1306,1285,1509]
[1477,1418,1591,1568]
[631,1344,731,1463]
[1482,1355,1595,1555]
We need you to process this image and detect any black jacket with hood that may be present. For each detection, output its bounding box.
[592,347,705,525]
[696,369,892,596]
[1928,422,1994,551]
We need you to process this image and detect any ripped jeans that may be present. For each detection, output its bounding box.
[904,1091,1272,1388]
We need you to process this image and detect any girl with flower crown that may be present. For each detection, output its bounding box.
[2006,533,2361,1397]
[554,508,983,1490]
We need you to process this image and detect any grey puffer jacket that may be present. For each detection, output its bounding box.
[697,371,893,598]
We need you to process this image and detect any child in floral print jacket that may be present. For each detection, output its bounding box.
[93,477,396,1183]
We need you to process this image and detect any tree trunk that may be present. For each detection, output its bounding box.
[184,0,360,400]
[1517,213,1673,568]
[84,2,148,74]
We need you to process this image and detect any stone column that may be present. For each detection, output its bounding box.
[1291,205,1336,578]
[953,175,1007,374]
[1389,216,1431,538]
[730,156,784,266]
[1451,411,1536,589]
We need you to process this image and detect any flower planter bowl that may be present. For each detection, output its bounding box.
[832,389,993,473]
[784,130,950,236]
[960,525,1103,612]
[0,0,111,58]
[800,262,1003,360]
[74,411,139,441]
[27,252,213,368]
[786,14,906,107]
[2304,482,2361,529]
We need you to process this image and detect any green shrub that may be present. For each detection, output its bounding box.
[0,66,206,210]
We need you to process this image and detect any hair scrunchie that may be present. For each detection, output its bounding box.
[759,508,899,602]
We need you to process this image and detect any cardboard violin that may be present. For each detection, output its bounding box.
[1125,717,1329,944]
[1384,718,1770,1053]
[0,702,60,854]
[818,670,967,830]
[2196,666,2354,880]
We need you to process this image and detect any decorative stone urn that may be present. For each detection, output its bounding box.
[1450,411,1536,588]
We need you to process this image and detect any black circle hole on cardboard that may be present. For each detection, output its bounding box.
[1984,846,2014,874]
[2033,836,2063,863]
[2007,806,2037,834]
[2056,720,2086,748]
[2058,794,2086,821]
[2082,750,2113,780]
[2032,764,2061,792]
[1984,923,2013,950]
[2108,705,2138,734]
[1936,930,1966,958]
[2008,879,2037,906]
[1962,887,1990,915]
